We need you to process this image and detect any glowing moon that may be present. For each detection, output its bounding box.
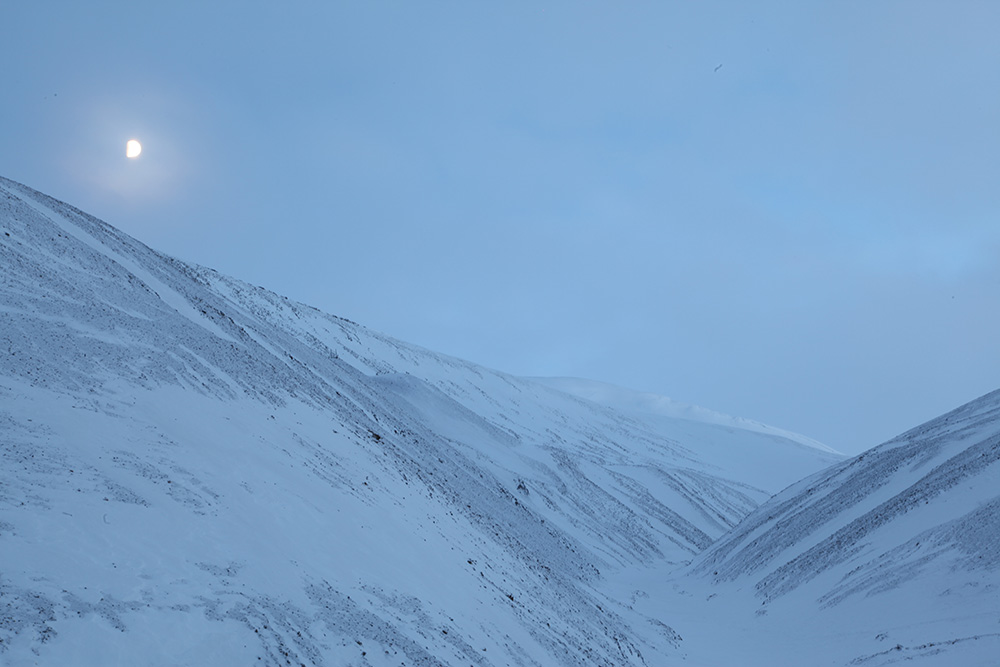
[126,139,142,159]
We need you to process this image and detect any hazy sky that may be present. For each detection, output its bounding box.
[4,1,998,454]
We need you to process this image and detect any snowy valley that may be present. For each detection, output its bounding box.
[1,175,998,666]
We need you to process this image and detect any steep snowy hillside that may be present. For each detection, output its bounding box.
[646,388,1000,666]
[0,175,840,666]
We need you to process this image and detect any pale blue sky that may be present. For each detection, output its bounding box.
[3,1,998,453]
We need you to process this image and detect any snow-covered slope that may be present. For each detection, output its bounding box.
[7,175,996,666]
[654,387,1000,666]
[0,176,842,666]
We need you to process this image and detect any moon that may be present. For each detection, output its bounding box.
[126,139,142,159]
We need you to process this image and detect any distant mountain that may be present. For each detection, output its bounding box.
[535,377,840,453]
[0,176,840,666]
[533,377,843,492]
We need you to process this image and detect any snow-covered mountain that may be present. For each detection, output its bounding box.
[0,175,840,665]
[2,174,996,666]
